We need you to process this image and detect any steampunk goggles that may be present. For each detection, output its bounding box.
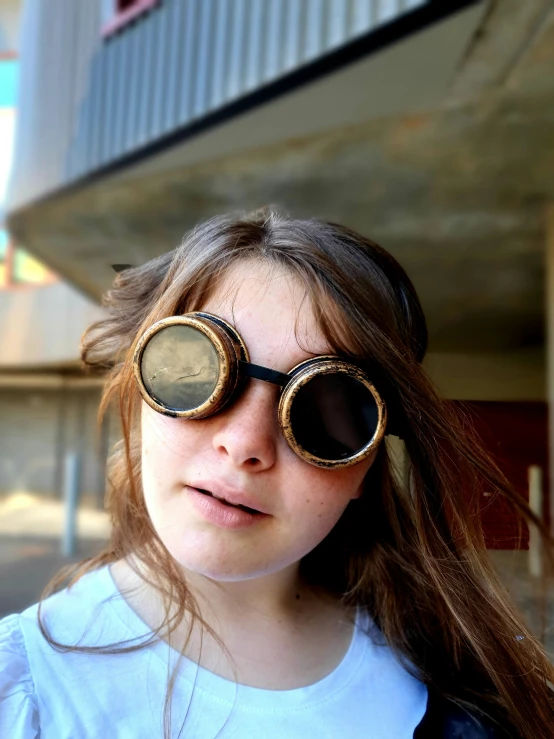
[133,312,387,469]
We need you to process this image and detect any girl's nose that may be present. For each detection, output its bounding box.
[210,380,278,470]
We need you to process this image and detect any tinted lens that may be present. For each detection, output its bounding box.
[140,325,220,411]
[289,373,379,460]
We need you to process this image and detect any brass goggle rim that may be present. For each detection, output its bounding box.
[278,357,387,469]
[132,314,387,469]
[133,312,249,421]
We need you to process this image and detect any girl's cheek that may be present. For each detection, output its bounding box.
[142,403,211,459]
[296,488,352,528]
[289,466,368,535]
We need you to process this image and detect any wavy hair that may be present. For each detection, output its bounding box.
[40,208,554,738]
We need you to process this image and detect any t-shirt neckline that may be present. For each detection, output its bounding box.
[99,563,371,712]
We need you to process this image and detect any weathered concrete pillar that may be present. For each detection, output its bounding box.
[545,205,554,535]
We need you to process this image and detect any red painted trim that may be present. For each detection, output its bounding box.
[0,51,17,60]
[102,0,160,38]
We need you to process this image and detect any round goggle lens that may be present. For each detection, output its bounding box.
[141,325,220,412]
[289,373,379,461]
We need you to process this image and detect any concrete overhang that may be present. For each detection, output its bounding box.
[8,1,554,354]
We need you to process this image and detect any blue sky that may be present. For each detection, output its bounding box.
[0,60,17,108]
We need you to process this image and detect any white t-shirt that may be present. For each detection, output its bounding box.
[0,565,428,738]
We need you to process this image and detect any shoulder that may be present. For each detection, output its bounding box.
[23,563,110,614]
[0,565,139,736]
[353,611,520,739]
[4,565,125,686]
[414,689,521,739]
[14,565,144,669]
[0,613,39,737]
[0,566,164,737]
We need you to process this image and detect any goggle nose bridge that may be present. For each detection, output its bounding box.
[238,360,291,388]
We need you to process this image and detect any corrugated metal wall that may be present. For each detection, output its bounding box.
[8,0,428,211]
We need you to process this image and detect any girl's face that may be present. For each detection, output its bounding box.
[141,261,376,581]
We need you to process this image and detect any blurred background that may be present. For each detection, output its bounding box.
[0,0,552,651]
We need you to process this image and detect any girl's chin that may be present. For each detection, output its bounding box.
[168,549,294,584]
[179,564,275,583]
[165,550,270,582]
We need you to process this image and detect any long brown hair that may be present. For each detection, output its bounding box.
[41,208,554,738]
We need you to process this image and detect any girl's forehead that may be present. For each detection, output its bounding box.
[199,260,332,360]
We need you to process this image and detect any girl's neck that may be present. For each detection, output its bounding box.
[110,556,356,690]
[115,554,341,632]
[182,562,316,624]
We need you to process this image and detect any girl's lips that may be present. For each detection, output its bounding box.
[186,486,269,529]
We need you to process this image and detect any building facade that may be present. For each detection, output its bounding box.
[0,0,108,505]
[5,0,554,546]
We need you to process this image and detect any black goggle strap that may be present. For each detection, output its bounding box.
[238,360,291,387]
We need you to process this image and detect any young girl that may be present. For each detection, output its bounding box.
[1,209,553,738]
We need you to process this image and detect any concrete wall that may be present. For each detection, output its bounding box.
[0,281,103,367]
[0,386,111,502]
[425,350,545,401]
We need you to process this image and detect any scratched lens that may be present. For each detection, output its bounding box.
[140,325,220,412]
